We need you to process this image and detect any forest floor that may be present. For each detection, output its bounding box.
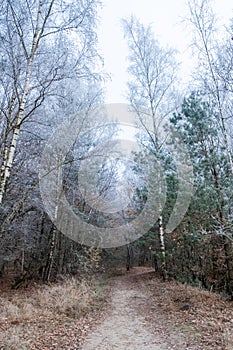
[1,267,233,349]
[81,267,233,350]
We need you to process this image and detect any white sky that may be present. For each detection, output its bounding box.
[97,0,233,103]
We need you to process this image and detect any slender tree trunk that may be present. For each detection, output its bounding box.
[21,236,25,275]
[126,244,131,271]
[44,153,62,282]
[44,224,57,282]
[57,232,65,275]
[158,215,167,281]
[0,60,33,205]
[0,143,10,191]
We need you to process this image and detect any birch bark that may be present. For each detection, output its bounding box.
[0,0,51,204]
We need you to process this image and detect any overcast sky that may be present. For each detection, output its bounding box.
[97,0,233,104]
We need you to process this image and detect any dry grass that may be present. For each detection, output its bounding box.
[0,277,103,320]
[0,274,109,349]
[35,278,98,317]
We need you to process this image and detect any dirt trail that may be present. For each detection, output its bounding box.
[81,268,188,350]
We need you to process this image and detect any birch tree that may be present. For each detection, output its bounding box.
[0,0,101,205]
[122,16,177,129]
[187,0,233,174]
[123,16,178,280]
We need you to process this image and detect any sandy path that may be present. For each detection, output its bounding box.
[81,268,185,350]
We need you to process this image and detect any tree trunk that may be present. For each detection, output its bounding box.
[44,225,57,282]
[44,152,62,282]
[126,244,133,271]
[0,0,48,205]
[57,231,65,275]
[158,215,167,281]
[0,59,33,205]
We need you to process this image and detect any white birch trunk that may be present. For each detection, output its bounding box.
[0,85,30,205]
[0,125,20,204]
[0,2,43,205]
[158,215,167,281]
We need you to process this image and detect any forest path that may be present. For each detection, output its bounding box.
[81,267,188,350]
[1,267,231,349]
